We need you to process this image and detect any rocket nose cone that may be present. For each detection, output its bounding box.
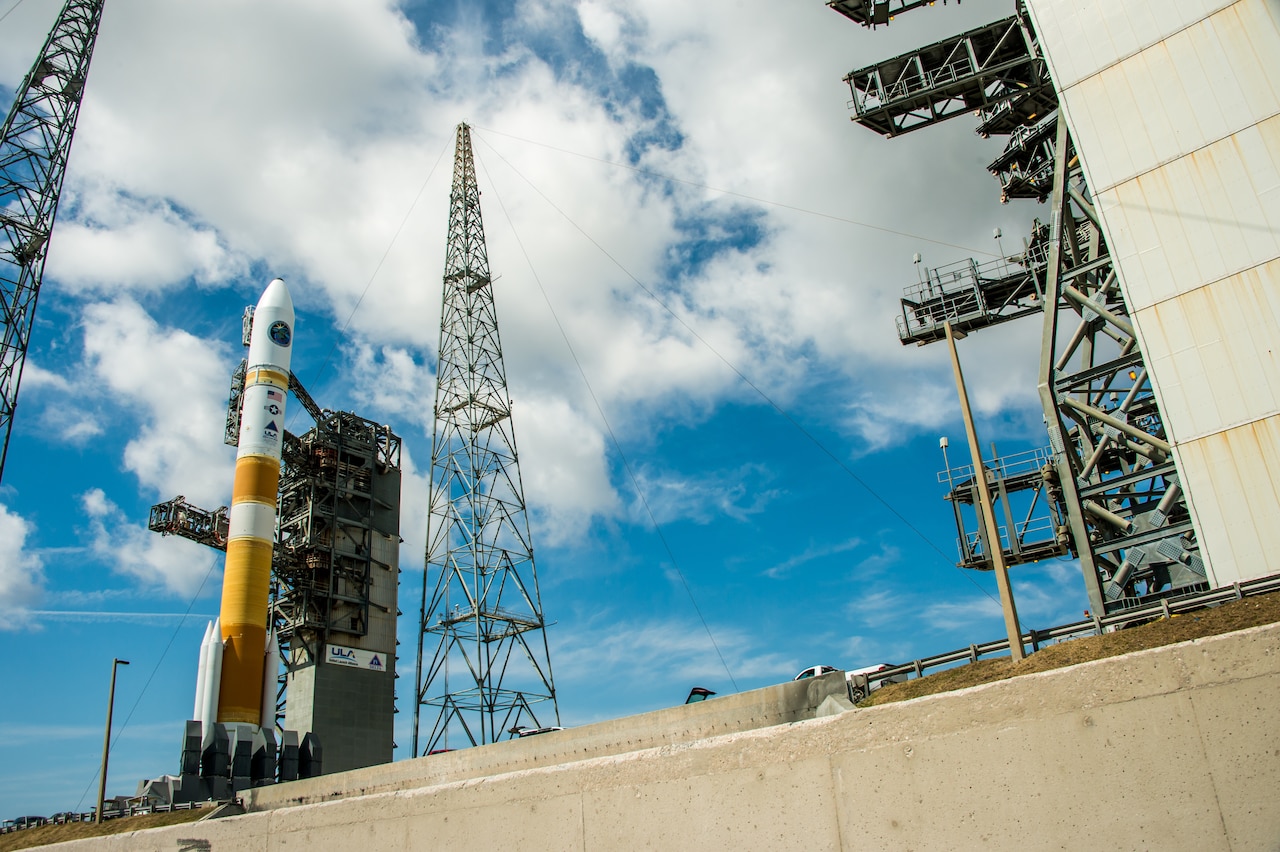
[257,277,293,313]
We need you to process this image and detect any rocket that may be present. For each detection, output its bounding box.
[213,277,293,725]
[193,617,223,725]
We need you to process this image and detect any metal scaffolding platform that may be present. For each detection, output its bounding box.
[828,0,961,28]
[987,112,1058,202]
[939,445,1069,570]
[148,496,229,550]
[844,15,1045,137]
[896,245,1046,344]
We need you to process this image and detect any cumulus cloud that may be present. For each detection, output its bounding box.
[82,488,220,597]
[81,298,234,505]
[0,503,46,631]
[346,344,437,436]
[46,190,249,294]
[516,393,621,545]
[11,0,1046,550]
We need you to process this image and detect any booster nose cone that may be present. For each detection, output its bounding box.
[246,278,294,371]
[257,277,293,314]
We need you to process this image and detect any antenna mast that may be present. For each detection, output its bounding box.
[0,0,106,481]
[413,123,559,755]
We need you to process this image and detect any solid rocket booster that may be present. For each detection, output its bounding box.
[199,617,223,727]
[218,278,293,724]
[193,620,212,721]
[260,626,280,729]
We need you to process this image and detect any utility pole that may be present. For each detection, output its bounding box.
[413,123,558,755]
[0,0,106,482]
[96,657,129,824]
[944,321,1024,661]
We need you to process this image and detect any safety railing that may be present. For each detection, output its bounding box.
[848,573,1280,699]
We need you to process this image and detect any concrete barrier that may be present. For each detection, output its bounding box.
[240,666,853,811]
[51,623,1280,850]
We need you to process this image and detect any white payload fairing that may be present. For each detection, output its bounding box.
[192,278,293,728]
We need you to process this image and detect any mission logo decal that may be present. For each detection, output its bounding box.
[269,321,292,347]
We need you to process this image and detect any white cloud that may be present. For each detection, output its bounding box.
[577,0,630,54]
[346,344,437,436]
[0,503,46,631]
[763,535,862,579]
[13,362,71,393]
[517,393,621,545]
[46,190,248,294]
[921,594,1003,631]
[81,299,234,505]
[552,614,798,701]
[626,461,779,527]
[82,488,220,597]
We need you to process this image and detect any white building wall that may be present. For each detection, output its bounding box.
[1025,0,1280,584]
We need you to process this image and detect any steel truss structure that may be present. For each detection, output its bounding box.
[837,0,1206,613]
[413,123,558,755]
[0,0,104,481]
[273,410,401,669]
[1034,119,1205,611]
[843,14,1048,137]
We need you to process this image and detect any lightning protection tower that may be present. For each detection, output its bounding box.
[413,123,559,755]
[0,0,105,482]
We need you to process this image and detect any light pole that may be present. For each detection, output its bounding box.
[943,320,1024,662]
[96,658,129,824]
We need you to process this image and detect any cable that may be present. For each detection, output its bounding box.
[472,124,1002,259]
[286,134,452,429]
[0,0,30,25]
[473,132,1019,626]
[74,558,219,812]
[476,150,740,692]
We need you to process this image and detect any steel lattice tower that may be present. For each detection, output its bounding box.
[0,0,104,481]
[413,123,558,755]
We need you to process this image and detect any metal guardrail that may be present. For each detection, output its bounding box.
[849,573,1280,698]
[1,812,93,834]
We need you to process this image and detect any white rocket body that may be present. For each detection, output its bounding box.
[218,278,293,724]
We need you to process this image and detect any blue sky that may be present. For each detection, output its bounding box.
[0,0,1091,818]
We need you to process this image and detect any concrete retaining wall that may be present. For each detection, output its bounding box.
[56,623,1280,850]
